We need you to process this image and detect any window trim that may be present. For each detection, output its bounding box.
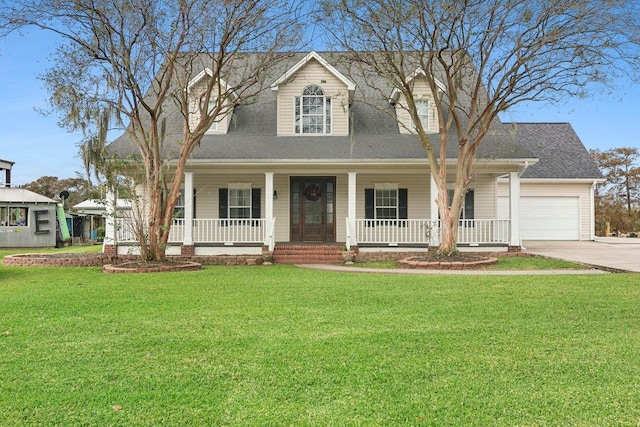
[204,98,219,133]
[365,186,408,227]
[374,183,399,220]
[219,186,262,226]
[294,84,332,135]
[412,99,430,130]
[227,183,252,220]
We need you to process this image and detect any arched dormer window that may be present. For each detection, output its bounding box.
[295,85,331,134]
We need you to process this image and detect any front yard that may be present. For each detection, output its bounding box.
[1,251,639,425]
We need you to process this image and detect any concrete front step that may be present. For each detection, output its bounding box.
[272,244,344,264]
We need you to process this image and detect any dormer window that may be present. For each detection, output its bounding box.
[412,99,430,130]
[187,69,235,135]
[295,85,331,134]
[204,98,218,133]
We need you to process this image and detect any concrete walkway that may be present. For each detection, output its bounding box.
[297,263,607,275]
[523,238,640,273]
[298,237,640,274]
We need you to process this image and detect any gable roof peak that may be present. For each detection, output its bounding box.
[270,51,356,93]
[187,67,237,100]
[390,67,446,103]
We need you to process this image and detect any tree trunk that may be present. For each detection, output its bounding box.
[435,177,458,254]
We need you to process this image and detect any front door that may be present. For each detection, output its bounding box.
[290,177,336,242]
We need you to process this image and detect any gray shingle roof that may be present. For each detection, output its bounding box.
[108,53,599,177]
[503,122,603,180]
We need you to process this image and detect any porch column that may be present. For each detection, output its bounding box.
[589,180,596,240]
[348,172,357,248]
[430,174,439,246]
[265,172,274,248]
[509,171,520,247]
[183,171,194,246]
[103,188,117,255]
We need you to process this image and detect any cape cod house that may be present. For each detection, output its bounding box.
[105,51,603,261]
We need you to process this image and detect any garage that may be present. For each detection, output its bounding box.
[498,196,580,240]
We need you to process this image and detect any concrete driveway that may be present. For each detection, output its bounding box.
[523,238,640,273]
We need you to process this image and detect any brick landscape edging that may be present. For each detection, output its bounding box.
[2,253,263,267]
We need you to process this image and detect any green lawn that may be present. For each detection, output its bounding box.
[1,253,639,425]
[350,256,588,270]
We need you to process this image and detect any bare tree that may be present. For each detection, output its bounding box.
[1,0,305,260]
[591,147,640,233]
[322,0,640,253]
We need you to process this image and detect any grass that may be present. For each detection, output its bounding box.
[349,255,588,270]
[1,254,639,426]
[0,244,103,257]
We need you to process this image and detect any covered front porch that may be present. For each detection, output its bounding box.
[104,166,524,256]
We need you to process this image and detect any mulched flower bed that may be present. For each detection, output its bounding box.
[398,253,497,270]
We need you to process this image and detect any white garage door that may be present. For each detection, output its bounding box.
[498,196,580,240]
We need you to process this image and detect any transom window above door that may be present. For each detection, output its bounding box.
[295,85,331,134]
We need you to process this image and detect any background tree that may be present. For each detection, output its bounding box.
[1,0,304,261]
[22,175,97,208]
[322,0,640,253]
[590,147,640,234]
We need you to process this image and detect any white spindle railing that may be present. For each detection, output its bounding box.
[114,218,138,243]
[354,219,510,246]
[115,218,266,245]
[192,219,265,244]
[355,219,436,245]
[116,217,509,247]
[169,219,185,242]
[455,219,510,245]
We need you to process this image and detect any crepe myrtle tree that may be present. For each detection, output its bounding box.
[0,0,305,261]
[322,0,640,253]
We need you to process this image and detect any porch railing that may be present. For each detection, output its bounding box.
[434,219,511,245]
[354,219,510,246]
[115,217,508,246]
[355,219,436,245]
[115,218,267,245]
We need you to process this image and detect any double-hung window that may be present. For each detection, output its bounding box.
[416,99,430,129]
[364,185,408,226]
[375,186,398,220]
[219,185,261,226]
[295,85,331,134]
[172,189,196,219]
[447,188,475,220]
[411,99,430,130]
[228,186,252,219]
[204,98,218,133]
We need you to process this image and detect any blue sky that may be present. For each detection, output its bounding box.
[1,30,639,186]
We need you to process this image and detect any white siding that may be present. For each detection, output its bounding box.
[276,59,350,136]
[193,174,265,219]
[188,78,232,135]
[171,169,501,244]
[395,78,439,135]
[472,176,496,219]
[355,173,431,221]
[273,174,290,242]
